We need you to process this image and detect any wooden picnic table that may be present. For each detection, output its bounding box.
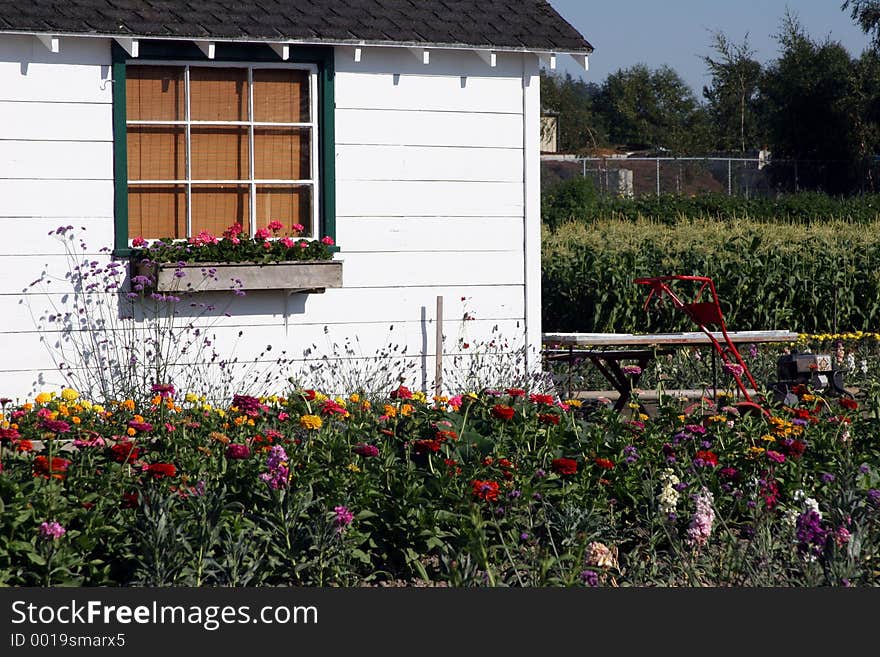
[542,330,800,410]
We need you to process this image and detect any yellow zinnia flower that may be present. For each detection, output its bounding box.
[35,392,53,405]
[60,388,79,402]
[300,414,323,430]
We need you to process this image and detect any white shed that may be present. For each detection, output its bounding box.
[0,1,592,401]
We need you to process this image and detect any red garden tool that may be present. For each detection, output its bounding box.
[633,275,770,417]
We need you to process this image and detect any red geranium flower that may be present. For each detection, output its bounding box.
[551,457,578,475]
[539,413,560,425]
[491,404,515,420]
[593,457,615,470]
[33,455,71,480]
[471,479,501,502]
[143,462,177,479]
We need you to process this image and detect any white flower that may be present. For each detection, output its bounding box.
[658,469,680,516]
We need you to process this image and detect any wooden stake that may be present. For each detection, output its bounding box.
[435,296,443,398]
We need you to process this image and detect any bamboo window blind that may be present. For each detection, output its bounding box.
[126,65,314,240]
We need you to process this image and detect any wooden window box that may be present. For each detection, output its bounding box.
[134,260,342,293]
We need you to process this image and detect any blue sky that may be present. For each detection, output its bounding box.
[548,0,873,95]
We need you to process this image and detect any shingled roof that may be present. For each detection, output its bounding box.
[0,1,593,54]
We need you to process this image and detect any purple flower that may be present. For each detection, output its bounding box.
[796,510,829,558]
[534,468,546,479]
[820,472,835,483]
[260,445,290,489]
[722,362,744,377]
[622,365,642,376]
[520,532,529,541]
[867,489,880,506]
[580,570,599,587]
[39,521,66,540]
[334,505,354,530]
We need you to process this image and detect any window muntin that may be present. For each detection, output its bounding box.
[126,63,318,241]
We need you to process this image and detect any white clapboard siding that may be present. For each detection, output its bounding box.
[0,180,114,218]
[0,34,111,68]
[336,180,523,217]
[336,144,522,183]
[340,251,524,287]
[336,216,523,252]
[0,318,527,371]
[0,217,114,255]
[0,62,113,104]
[0,140,113,180]
[2,285,525,333]
[0,102,113,141]
[336,45,526,81]
[335,70,523,114]
[335,108,522,148]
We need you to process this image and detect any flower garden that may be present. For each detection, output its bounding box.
[1,375,878,587]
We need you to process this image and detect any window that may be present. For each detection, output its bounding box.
[112,43,335,255]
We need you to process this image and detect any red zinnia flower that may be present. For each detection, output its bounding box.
[783,439,806,459]
[539,413,560,425]
[143,462,177,479]
[0,427,21,441]
[320,399,347,416]
[435,429,458,442]
[766,450,786,464]
[471,479,501,502]
[840,397,859,411]
[15,439,33,453]
[529,394,555,406]
[551,457,578,475]
[121,491,139,509]
[110,441,140,463]
[411,439,441,454]
[39,418,71,434]
[694,450,718,467]
[505,388,526,398]
[353,443,379,457]
[593,457,615,470]
[33,455,71,480]
[491,404,515,420]
[127,420,153,433]
[390,385,413,400]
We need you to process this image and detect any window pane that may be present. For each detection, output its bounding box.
[253,69,309,123]
[127,126,185,181]
[191,185,249,237]
[256,186,312,236]
[128,184,186,239]
[254,128,310,180]
[191,127,249,180]
[189,67,248,121]
[126,66,185,121]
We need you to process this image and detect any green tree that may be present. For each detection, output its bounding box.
[540,71,606,153]
[594,64,709,154]
[758,11,860,191]
[702,31,764,153]
[843,0,880,46]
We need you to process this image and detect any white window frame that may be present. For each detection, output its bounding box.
[126,60,320,240]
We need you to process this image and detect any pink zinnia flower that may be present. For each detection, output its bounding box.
[766,450,786,463]
[334,505,354,530]
[226,443,251,459]
[39,521,66,540]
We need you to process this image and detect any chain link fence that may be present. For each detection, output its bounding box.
[542,156,880,198]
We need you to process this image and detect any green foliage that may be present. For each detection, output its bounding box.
[540,72,606,153]
[542,216,880,334]
[702,31,765,153]
[541,189,880,224]
[594,64,711,155]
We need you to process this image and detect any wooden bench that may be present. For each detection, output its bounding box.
[542,330,800,409]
